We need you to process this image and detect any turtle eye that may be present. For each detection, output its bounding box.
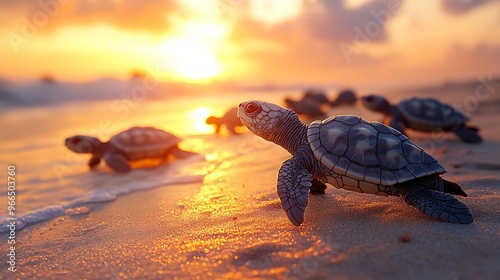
[245,102,261,115]
[365,96,374,102]
[72,138,82,144]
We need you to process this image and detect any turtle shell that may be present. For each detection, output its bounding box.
[110,127,181,160]
[288,100,324,117]
[307,116,446,187]
[331,90,357,106]
[397,98,469,131]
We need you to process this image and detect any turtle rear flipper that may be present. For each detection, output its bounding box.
[454,125,482,143]
[309,178,327,195]
[88,156,101,169]
[443,179,468,197]
[104,152,131,173]
[277,158,311,226]
[399,184,473,224]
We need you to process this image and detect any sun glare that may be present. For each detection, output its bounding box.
[160,39,221,82]
[250,0,303,26]
[344,0,373,9]
[190,107,214,134]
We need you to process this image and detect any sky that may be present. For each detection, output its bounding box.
[0,0,499,88]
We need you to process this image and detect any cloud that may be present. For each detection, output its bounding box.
[0,0,179,34]
[441,0,495,14]
[226,0,408,59]
[229,0,404,46]
[302,0,403,44]
[223,0,500,87]
[224,0,407,84]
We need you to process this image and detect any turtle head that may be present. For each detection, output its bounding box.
[205,116,220,125]
[361,95,392,114]
[283,98,295,108]
[238,100,297,140]
[65,136,102,154]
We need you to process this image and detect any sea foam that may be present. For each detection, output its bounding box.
[0,156,205,233]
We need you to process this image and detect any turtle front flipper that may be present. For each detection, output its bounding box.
[277,158,312,226]
[88,156,101,169]
[453,124,483,143]
[226,123,238,135]
[398,184,473,224]
[104,152,132,173]
[206,116,222,134]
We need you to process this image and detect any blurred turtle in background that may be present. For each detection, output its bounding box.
[303,88,329,104]
[361,95,482,143]
[284,97,325,119]
[330,89,357,107]
[206,107,244,135]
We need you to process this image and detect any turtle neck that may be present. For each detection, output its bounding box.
[269,111,308,155]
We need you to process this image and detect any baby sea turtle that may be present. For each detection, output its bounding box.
[238,100,473,226]
[303,88,329,104]
[361,95,482,143]
[206,107,243,135]
[284,98,325,119]
[65,127,194,172]
[330,89,357,107]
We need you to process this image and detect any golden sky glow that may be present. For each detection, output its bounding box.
[249,0,303,26]
[0,0,499,87]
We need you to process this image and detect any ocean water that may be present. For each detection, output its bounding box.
[0,91,289,233]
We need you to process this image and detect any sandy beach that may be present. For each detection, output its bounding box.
[1,83,499,279]
[11,177,500,279]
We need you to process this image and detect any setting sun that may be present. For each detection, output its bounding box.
[160,39,221,82]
